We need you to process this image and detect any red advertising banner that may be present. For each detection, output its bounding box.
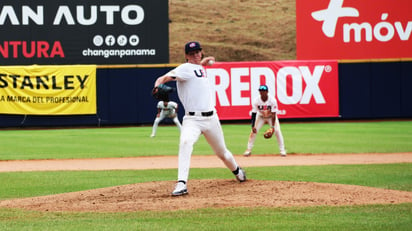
[205,60,339,120]
[296,0,412,60]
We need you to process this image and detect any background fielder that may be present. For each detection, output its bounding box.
[244,85,286,157]
[150,99,181,138]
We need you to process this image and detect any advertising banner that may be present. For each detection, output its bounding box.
[0,0,168,65]
[206,60,339,120]
[296,0,412,60]
[0,65,96,115]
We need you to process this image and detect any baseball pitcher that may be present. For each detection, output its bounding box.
[153,41,246,196]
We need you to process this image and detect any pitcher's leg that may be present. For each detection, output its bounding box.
[198,116,246,182]
[177,118,201,182]
[203,117,238,171]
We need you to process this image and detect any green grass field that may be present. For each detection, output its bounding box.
[1,121,411,160]
[0,121,411,230]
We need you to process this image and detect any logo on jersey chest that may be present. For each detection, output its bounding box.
[258,105,272,111]
[194,69,205,78]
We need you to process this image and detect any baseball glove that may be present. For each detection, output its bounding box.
[152,84,175,101]
[263,128,274,139]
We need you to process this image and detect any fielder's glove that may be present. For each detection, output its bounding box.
[152,84,175,100]
[263,128,274,139]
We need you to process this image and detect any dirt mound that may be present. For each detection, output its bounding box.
[1,179,411,212]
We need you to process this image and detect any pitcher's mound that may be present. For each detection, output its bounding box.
[1,179,412,212]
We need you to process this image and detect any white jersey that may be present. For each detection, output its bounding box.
[157,101,178,117]
[160,56,241,187]
[167,63,214,112]
[251,94,279,118]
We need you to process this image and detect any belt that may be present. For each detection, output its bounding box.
[187,111,214,117]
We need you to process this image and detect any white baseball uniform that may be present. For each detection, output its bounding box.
[167,63,240,183]
[150,101,181,137]
[246,93,286,154]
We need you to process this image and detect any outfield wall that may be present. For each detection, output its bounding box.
[0,61,411,127]
[339,61,412,119]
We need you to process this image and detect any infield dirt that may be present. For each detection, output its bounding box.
[1,153,412,212]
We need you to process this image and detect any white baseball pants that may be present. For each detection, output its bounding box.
[177,113,239,183]
[151,114,181,136]
[247,115,285,153]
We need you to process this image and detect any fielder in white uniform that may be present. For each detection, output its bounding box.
[150,100,181,138]
[244,85,286,157]
[154,41,246,196]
